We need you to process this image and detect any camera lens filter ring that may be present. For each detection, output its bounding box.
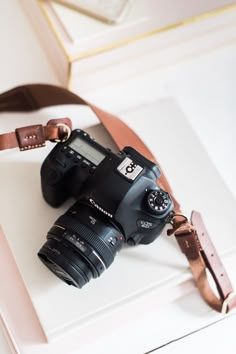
[38,239,90,288]
[38,209,123,288]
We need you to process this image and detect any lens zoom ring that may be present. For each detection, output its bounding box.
[55,215,114,267]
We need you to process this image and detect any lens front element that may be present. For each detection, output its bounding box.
[38,205,124,287]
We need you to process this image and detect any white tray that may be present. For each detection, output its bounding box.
[1,96,236,349]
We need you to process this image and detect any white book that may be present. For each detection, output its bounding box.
[1,95,236,342]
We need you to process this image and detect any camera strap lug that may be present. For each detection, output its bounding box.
[50,122,72,143]
[167,212,189,236]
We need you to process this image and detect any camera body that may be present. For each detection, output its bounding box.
[39,129,174,287]
[41,129,173,246]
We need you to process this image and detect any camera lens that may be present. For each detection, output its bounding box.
[38,204,124,288]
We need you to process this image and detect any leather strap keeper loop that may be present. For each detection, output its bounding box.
[16,124,45,151]
[175,230,200,261]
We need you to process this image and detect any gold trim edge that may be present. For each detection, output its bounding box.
[37,1,236,64]
[37,0,70,61]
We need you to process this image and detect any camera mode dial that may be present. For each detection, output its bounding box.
[146,190,171,215]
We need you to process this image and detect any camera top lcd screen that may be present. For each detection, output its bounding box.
[69,136,106,166]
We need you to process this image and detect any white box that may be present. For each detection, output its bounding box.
[20,0,236,94]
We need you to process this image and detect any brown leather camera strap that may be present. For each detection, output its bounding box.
[0,84,235,313]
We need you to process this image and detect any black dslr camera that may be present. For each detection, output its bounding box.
[39,129,174,287]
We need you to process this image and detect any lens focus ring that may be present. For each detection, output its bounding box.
[55,215,114,267]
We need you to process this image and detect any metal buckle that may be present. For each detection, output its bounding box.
[167,213,189,236]
[221,292,236,314]
[54,123,71,143]
[169,213,188,226]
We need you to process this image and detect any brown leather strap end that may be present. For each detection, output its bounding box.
[174,211,236,313]
[0,118,72,151]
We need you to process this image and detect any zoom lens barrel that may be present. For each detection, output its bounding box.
[38,204,124,288]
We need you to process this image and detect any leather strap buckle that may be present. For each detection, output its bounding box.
[221,292,236,314]
[53,123,71,143]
